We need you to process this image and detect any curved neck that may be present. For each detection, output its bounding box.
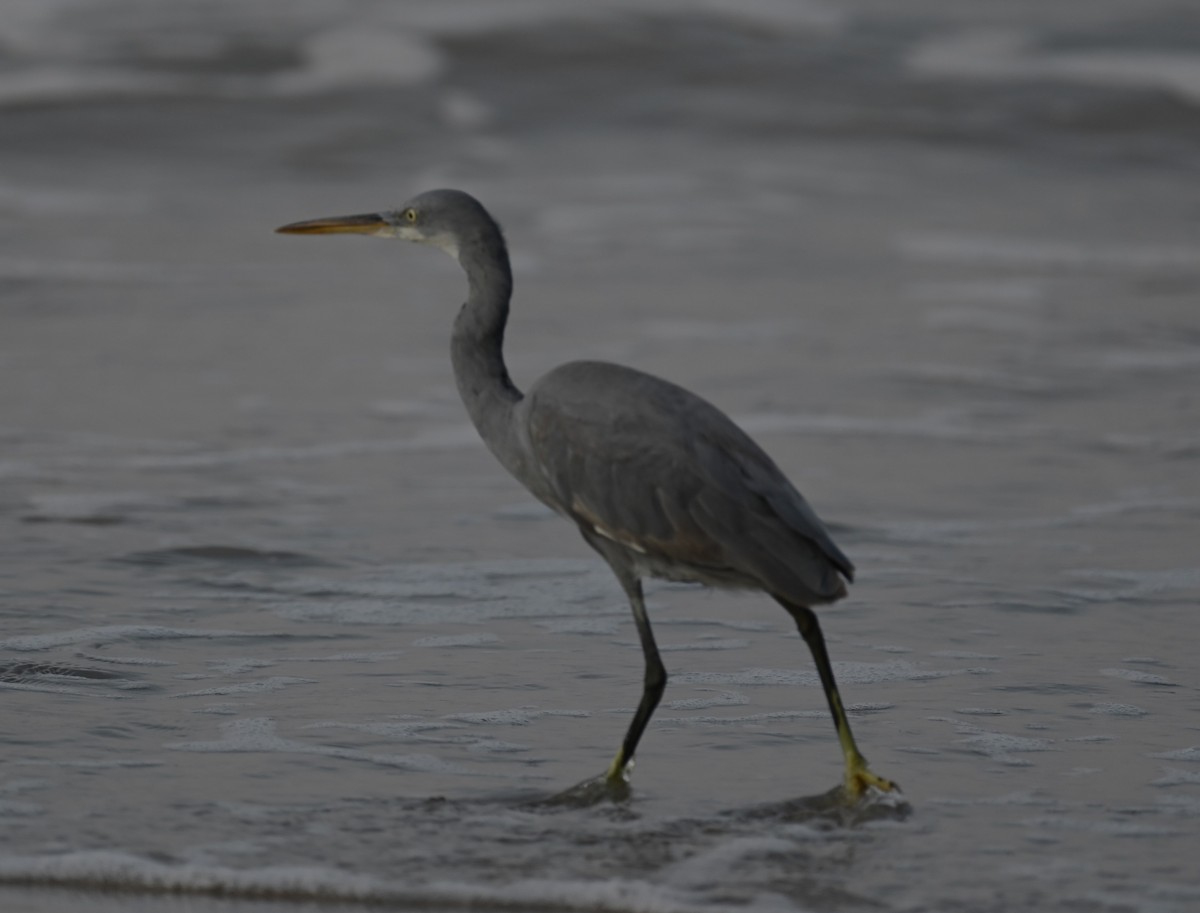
[449,234,525,477]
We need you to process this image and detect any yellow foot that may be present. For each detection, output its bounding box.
[536,771,632,808]
[605,755,632,784]
[843,758,900,802]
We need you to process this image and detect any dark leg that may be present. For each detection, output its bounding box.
[580,530,667,784]
[779,599,898,799]
[605,573,667,782]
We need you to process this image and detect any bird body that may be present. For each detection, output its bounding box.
[520,359,853,603]
[277,188,897,801]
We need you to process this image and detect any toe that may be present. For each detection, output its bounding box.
[845,765,899,800]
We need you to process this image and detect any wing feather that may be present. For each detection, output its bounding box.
[522,360,853,600]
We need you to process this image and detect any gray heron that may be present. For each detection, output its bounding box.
[277,189,898,801]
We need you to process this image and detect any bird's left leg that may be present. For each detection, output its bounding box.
[579,530,668,785]
[781,601,898,800]
[597,572,666,785]
[538,534,666,806]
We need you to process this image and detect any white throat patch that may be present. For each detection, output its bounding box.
[427,231,461,261]
[397,225,459,261]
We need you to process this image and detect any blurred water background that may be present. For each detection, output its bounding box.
[2,1,1200,911]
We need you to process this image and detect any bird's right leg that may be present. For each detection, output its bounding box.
[780,600,898,800]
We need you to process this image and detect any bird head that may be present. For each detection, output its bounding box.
[275,188,502,264]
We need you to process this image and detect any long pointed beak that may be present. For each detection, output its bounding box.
[275,213,392,236]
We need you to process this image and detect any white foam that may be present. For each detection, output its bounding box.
[1089,703,1148,717]
[166,717,458,772]
[676,660,970,687]
[1100,432,1200,456]
[266,558,619,626]
[271,24,442,95]
[736,408,1022,443]
[933,790,1054,808]
[23,490,164,521]
[900,231,1200,271]
[0,680,121,698]
[921,306,1043,335]
[906,277,1045,305]
[659,835,800,891]
[537,618,624,634]
[0,847,803,913]
[890,363,1054,395]
[909,27,1200,104]
[665,691,749,711]
[1052,567,1200,604]
[76,653,175,667]
[656,638,751,652]
[0,66,183,106]
[1069,348,1200,372]
[411,632,500,648]
[955,729,1054,763]
[305,719,463,738]
[172,677,316,698]
[658,709,826,726]
[1020,814,1180,838]
[0,626,269,653]
[0,0,844,106]
[293,650,407,662]
[14,758,162,770]
[1101,668,1176,686]
[1070,498,1200,520]
[1150,747,1200,763]
[205,658,275,675]
[374,0,843,37]
[439,88,492,129]
[444,707,589,726]
[643,318,806,342]
[124,425,483,469]
[1152,769,1200,787]
[0,850,388,902]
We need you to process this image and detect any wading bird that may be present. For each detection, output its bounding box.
[277,189,897,801]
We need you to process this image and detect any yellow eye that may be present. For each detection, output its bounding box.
[404,208,417,222]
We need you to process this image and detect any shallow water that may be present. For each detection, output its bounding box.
[3,1,1200,911]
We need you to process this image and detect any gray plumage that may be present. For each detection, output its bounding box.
[276,188,897,800]
[523,360,852,600]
